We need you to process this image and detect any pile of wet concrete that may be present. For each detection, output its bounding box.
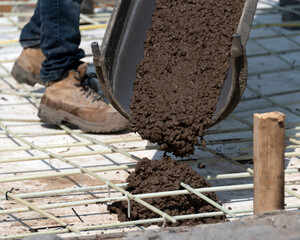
[108,157,225,227]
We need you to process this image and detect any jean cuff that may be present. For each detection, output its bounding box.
[20,39,41,49]
[41,70,65,83]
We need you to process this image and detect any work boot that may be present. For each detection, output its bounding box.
[38,63,130,133]
[80,0,94,14]
[11,47,45,86]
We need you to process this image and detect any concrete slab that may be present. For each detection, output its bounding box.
[127,211,300,240]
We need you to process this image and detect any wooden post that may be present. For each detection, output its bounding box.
[253,111,285,214]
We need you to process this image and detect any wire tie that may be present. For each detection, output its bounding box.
[162,213,167,229]
[71,207,84,223]
[5,187,14,200]
[63,224,70,229]
[125,192,131,219]
[106,181,111,198]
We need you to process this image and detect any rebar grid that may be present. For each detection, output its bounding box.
[0,0,300,239]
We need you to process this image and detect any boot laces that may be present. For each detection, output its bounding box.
[74,73,103,103]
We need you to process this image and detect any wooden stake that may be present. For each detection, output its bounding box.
[253,112,285,214]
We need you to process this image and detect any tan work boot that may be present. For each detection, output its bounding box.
[11,48,45,86]
[38,63,130,133]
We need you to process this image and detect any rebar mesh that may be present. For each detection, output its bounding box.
[0,0,299,239]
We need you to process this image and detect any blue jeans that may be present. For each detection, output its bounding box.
[20,0,85,82]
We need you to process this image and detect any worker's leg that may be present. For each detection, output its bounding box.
[39,0,85,82]
[12,0,84,85]
[13,0,129,132]
[13,0,84,85]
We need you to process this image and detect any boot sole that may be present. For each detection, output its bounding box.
[11,62,44,86]
[38,104,130,133]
